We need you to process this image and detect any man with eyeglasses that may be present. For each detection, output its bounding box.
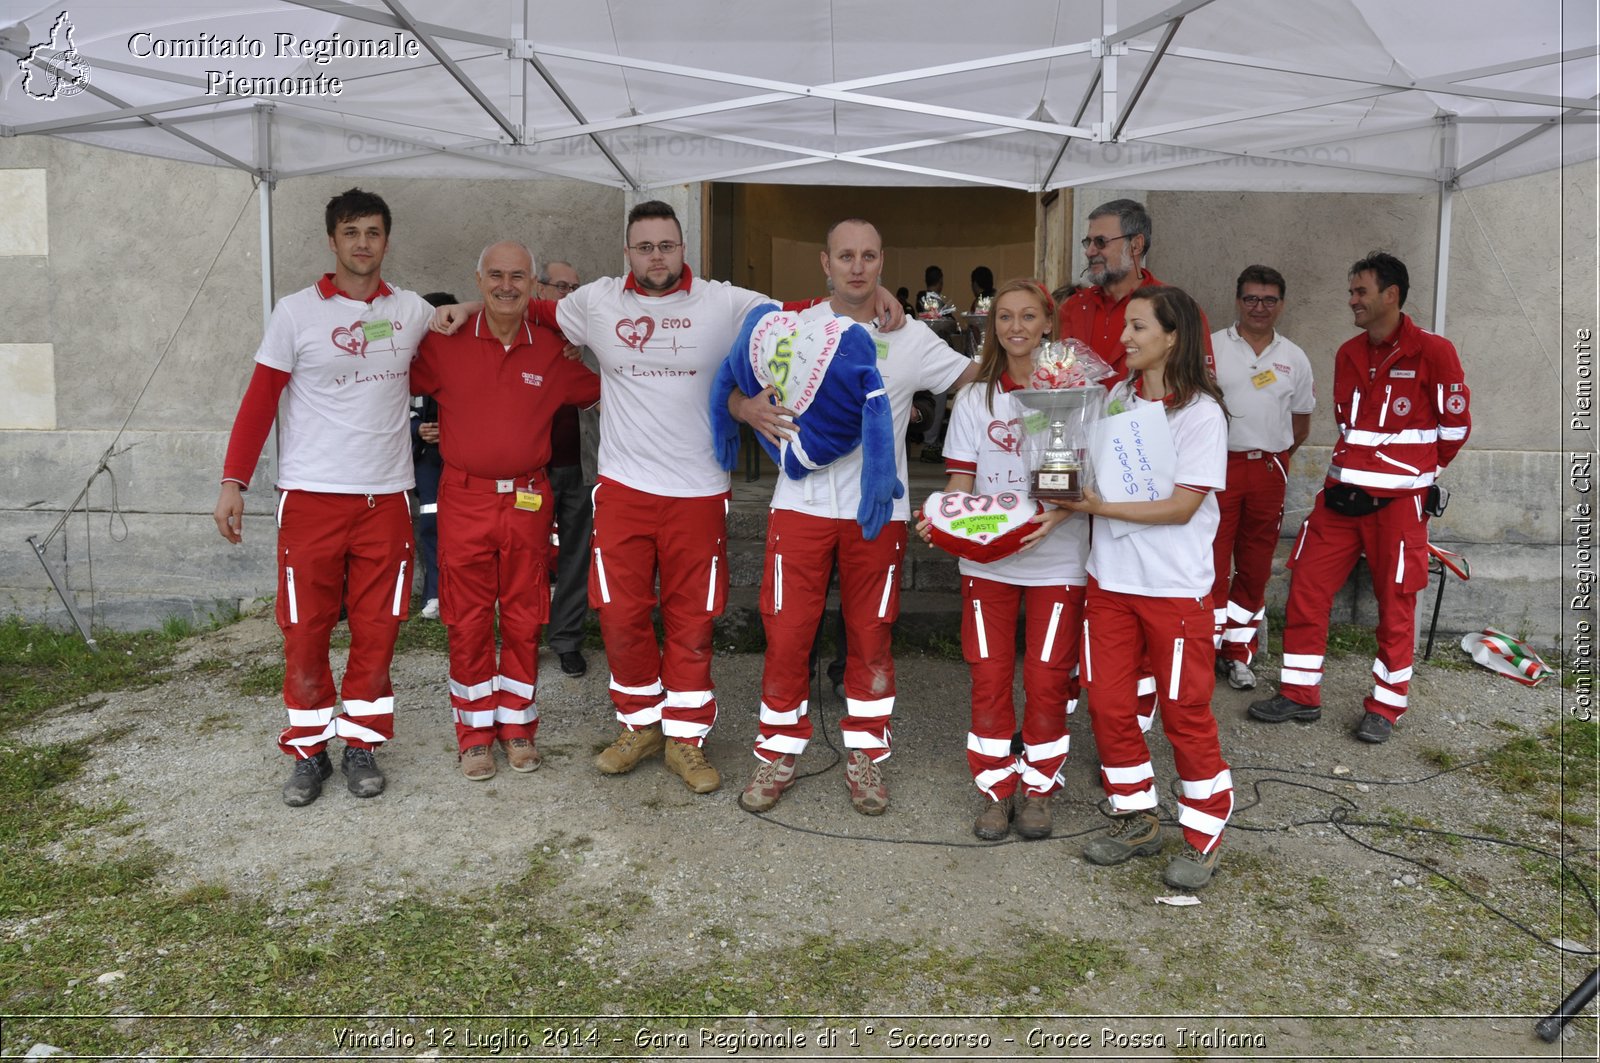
[1209,265,1315,692]
[434,200,903,795]
[1058,198,1211,385]
[538,260,598,679]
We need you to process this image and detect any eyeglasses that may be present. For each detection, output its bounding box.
[1239,295,1282,308]
[628,241,681,256]
[541,280,581,294]
[1080,234,1130,252]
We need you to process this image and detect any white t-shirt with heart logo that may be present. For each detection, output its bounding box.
[943,379,1089,586]
[557,275,770,497]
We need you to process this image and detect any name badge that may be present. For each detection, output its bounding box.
[362,319,394,341]
[1251,368,1278,389]
[874,337,890,361]
[1390,369,1416,378]
[514,490,542,512]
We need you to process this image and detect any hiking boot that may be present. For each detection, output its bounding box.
[558,651,587,677]
[503,737,542,772]
[340,746,385,798]
[1247,692,1321,723]
[595,724,666,774]
[739,754,798,812]
[459,744,496,781]
[1355,711,1394,744]
[1224,659,1257,690]
[664,739,721,794]
[1082,807,1164,866]
[281,750,332,807]
[973,795,1013,840]
[1015,794,1054,840]
[1163,842,1221,889]
[844,750,889,815]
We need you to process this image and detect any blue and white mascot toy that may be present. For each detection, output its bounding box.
[710,304,902,539]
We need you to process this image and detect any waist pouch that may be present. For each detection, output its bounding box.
[1323,484,1394,517]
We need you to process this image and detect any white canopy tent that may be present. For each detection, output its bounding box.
[2,0,1596,324]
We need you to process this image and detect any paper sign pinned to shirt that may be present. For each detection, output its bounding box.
[1089,405,1177,539]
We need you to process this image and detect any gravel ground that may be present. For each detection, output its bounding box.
[17,610,1598,1060]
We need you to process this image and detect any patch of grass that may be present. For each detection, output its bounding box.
[234,662,285,697]
[1474,720,1598,826]
[0,617,189,731]
[394,615,450,654]
[1325,622,1379,659]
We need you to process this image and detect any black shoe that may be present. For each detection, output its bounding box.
[1247,692,1322,723]
[341,746,386,798]
[1355,711,1394,744]
[281,751,332,807]
[559,651,588,677]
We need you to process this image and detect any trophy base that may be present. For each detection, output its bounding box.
[1033,468,1082,502]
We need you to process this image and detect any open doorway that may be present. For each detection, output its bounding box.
[709,184,1037,304]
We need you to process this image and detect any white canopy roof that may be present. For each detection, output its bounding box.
[2,0,1595,192]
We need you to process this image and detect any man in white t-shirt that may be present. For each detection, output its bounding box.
[213,188,433,807]
[1210,265,1315,691]
[736,218,977,816]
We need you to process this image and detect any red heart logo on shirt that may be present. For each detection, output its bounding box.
[987,418,1022,454]
[331,322,367,357]
[615,316,655,350]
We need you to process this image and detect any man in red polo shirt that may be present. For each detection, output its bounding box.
[1058,198,1212,386]
[411,241,600,780]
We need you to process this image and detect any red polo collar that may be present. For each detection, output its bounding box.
[623,262,695,297]
[316,273,394,303]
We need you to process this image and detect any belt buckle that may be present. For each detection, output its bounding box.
[495,478,514,493]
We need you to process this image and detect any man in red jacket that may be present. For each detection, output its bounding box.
[1249,252,1471,744]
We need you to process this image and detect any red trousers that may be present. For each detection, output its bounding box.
[590,480,728,745]
[1211,450,1288,664]
[1082,580,1233,854]
[274,490,413,758]
[437,468,552,751]
[1278,490,1430,722]
[962,576,1083,799]
[754,509,906,762]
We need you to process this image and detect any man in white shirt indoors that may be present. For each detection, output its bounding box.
[1209,264,1315,691]
[734,218,978,816]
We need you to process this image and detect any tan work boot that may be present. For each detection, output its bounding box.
[844,750,888,815]
[459,744,496,782]
[664,738,721,793]
[594,724,666,774]
[973,795,1013,840]
[503,737,542,773]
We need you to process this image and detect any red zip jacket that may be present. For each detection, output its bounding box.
[1328,313,1470,495]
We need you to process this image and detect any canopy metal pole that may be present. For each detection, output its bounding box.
[1433,113,1458,333]
[256,104,276,328]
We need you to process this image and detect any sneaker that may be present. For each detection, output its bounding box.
[844,750,889,815]
[1082,807,1164,866]
[594,724,666,774]
[1355,711,1395,744]
[503,737,542,772]
[340,746,385,798]
[558,651,587,677]
[739,754,798,812]
[420,598,439,620]
[1247,692,1321,723]
[1163,842,1221,889]
[1224,659,1257,690]
[664,739,721,794]
[281,750,332,807]
[459,744,496,781]
[1015,794,1054,840]
[973,795,1013,840]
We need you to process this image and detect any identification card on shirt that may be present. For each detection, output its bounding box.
[362,319,394,342]
[1251,367,1278,389]
[1088,404,1177,539]
[514,490,542,512]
